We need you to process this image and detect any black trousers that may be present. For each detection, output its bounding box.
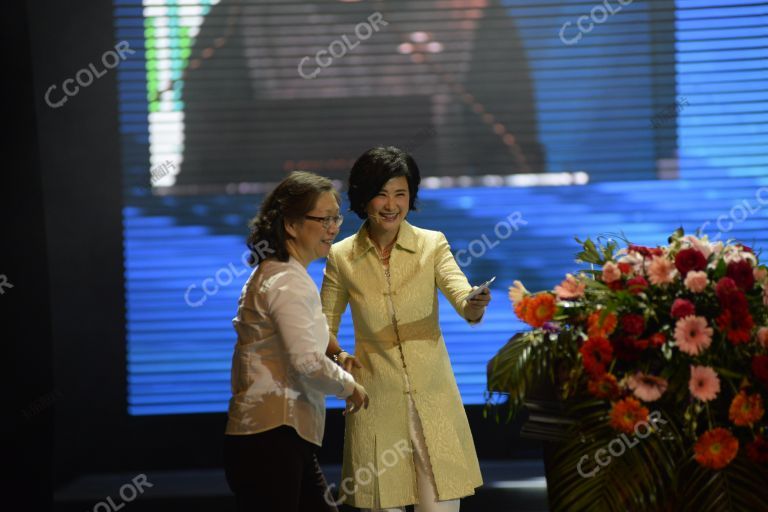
[223,426,338,512]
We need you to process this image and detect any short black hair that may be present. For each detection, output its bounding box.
[347,146,420,219]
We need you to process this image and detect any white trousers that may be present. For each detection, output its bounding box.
[362,395,460,512]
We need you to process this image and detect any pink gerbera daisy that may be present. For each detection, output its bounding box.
[627,372,668,402]
[647,256,677,286]
[554,273,586,300]
[689,365,721,402]
[674,315,713,355]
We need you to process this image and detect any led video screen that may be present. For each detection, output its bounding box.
[115,0,768,414]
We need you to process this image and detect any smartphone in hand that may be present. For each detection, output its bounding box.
[467,276,496,300]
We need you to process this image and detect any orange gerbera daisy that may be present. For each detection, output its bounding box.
[694,428,739,470]
[729,390,765,427]
[579,337,614,377]
[522,293,556,328]
[514,295,532,323]
[609,397,649,434]
[587,310,618,338]
[588,373,620,399]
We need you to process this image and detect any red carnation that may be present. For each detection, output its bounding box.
[621,314,646,337]
[716,277,738,300]
[726,260,756,291]
[579,337,614,377]
[626,276,649,295]
[614,261,635,282]
[628,245,664,258]
[752,355,768,388]
[670,298,696,319]
[716,277,749,313]
[675,248,707,276]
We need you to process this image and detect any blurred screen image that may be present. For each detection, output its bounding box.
[115,0,768,415]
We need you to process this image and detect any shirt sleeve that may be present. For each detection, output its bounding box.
[320,247,350,344]
[265,269,356,399]
[433,231,483,324]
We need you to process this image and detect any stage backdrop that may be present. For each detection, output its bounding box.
[113,0,768,415]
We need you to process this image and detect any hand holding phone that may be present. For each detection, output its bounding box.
[467,276,496,300]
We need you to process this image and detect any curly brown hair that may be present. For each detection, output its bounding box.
[246,171,339,264]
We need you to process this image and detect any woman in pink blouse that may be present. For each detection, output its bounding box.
[224,171,369,512]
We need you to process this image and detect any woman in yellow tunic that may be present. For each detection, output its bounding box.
[321,146,491,511]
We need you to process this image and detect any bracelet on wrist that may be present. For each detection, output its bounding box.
[331,349,346,365]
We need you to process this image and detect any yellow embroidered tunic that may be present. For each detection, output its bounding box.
[320,220,483,509]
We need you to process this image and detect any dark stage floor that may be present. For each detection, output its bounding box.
[54,460,549,511]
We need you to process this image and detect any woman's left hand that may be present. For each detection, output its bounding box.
[467,288,491,321]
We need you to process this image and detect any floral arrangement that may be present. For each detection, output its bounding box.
[504,230,768,471]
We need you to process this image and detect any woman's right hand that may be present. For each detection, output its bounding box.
[344,383,369,416]
[338,351,363,374]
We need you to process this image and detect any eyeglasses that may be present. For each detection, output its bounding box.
[304,214,344,229]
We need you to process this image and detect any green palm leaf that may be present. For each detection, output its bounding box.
[675,454,768,511]
[545,401,685,511]
[486,332,554,421]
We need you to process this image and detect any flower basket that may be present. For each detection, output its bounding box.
[486,230,768,511]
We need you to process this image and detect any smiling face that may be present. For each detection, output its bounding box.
[365,176,410,236]
[285,190,341,266]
